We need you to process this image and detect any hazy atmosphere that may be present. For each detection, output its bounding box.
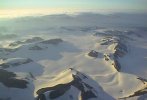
[0,0,147,100]
[0,0,147,18]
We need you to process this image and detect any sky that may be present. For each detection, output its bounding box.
[0,0,147,18]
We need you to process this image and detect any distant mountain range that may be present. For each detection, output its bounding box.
[0,13,147,100]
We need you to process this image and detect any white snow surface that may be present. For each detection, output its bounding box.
[0,13,147,100]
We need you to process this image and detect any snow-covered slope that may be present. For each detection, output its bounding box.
[36,68,114,100]
[0,13,147,100]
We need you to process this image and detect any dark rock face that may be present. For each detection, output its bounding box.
[88,50,98,58]
[11,58,33,66]
[94,29,135,42]
[100,37,117,45]
[24,37,44,43]
[100,41,111,45]
[94,30,122,37]
[36,69,98,100]
[94,32,108,37]
[0,48,18,54]
[0,69,28,88]
[0,58,33,69]
[112,41,127,72]
[81,90,97,100]
[94,30,136,37]
[49,84,71,99]
[114,42,128,58]
[9,37,44,47]
[9,41,23,47]
[29,45,43,50]
[0,48,18,60]
[94,31,128,72]
[36,83,71,97]
[104,54,110,61]
[0,63,10,69]
[41,38,63,45]
[112,59,121,72]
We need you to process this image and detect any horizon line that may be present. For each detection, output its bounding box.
[0,8,147,19]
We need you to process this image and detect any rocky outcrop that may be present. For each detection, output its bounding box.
[24,37,44,43]
[29,45,43,50]
[0,48,18,53]
[94,30,135,37]
[112,40,127,71]
[36,68,111,100]
[98,38,125,72]
[100,36,119,45]
[9,37,63,47]
[36,69,96,100]
[9,41,23,47]
[0,69,28,88]
[112,59,121,72]
[88,50,98,58]
[0,48,18,59]
[94,35,125,72]
[94,29,135,41]
[0,58,33,69]
[9,37,44,47]
[114,41,128,58]
[40,38,63,45]
[104,54,110,61]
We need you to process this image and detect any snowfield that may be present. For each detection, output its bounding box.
[0,13,147,100]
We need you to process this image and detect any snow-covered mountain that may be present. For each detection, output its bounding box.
[0,13,147,100]
[36,68,114,100]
